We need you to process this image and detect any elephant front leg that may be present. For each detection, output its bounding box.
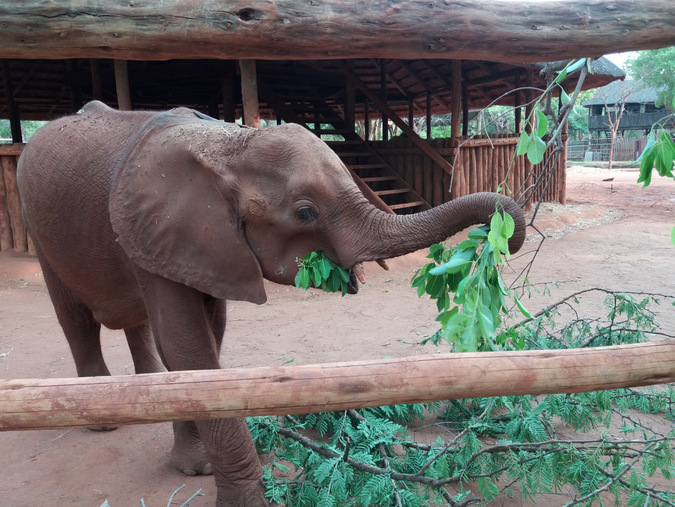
[134,269,269,505]
[197,418,268,506]
[171,420,213,476]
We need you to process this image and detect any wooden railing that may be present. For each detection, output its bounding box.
[0,144,31,253]
[373,134,566,208]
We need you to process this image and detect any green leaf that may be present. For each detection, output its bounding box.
[515,293,534,318]
[566,58,587,75]
[638,148,656,187]
[560,87,571,105]
[671,224,675,245]
[536,110,548,138]
[468,227,489,240]
[516,130,530,156]
[490,211,504,236]
[300,268,310,289]
[502,212,515,239]
[430,249,475,275]
[527,135,547,165]
[654,131,675,177]
[319,258,332,279]
[636,131,655,163]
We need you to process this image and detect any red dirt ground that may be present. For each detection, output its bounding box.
[0,165,674,506]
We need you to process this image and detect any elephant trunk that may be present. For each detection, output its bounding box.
[341,192,526,268]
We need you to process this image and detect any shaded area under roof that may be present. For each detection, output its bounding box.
[1,57,624,121]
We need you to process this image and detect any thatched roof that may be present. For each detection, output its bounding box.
[583,80,663,107]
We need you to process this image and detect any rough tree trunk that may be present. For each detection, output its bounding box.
[0,1,673,61]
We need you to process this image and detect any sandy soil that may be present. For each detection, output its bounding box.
[0,165,674,506]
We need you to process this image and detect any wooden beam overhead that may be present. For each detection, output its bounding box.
[0,1,673,62]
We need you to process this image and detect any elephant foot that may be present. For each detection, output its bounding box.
[216,485,270,506]
[170,420,213,476]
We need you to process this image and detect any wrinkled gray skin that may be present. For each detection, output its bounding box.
[17,101,526,506]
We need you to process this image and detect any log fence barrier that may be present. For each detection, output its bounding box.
[1,342,673,431]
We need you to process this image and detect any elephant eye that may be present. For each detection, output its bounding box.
[297,206,318,222]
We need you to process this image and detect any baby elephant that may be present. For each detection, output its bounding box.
[17,101,525,505]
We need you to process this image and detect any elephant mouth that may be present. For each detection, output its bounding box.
[347,260,389,295]
[347,265,364,294]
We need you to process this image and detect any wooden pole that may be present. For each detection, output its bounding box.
[0,156,13,251]
[221,61,236,122]
[426,91,432,140]
[462,85,469,137]
[344,62,355,132]
[380,60,388,142]
[89,59,103,100]
[450,60,462,149]
[1,61,22,143]
[239,59,260,128]
[113,59,131,111]
[1,155,26,252]
[514,72,522,133]
[560,116,569,205]
[1,342,674,431]
[1,1,672,61]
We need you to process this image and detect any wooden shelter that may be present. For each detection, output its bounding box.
[2,0,668,253]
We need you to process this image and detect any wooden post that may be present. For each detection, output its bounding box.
[560,116,569,205]
[408,97,414,131]
[1,61,22,143]
[66,59,82,112]
[239,59,260,128]
[514,73,522,133]
[89,59,103,100]
[462,85,469,137]
[450,60,462,148]
[1,155,26,252]
[344,61,355,132]
[221,68,236,123]
[380,60,388,142]
[2,342,674,431]
[426,91,432,140]
[364,100,370,141]
[113,59,132,111]
[0,157,13,251]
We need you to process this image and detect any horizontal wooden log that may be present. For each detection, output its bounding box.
[0,1,673,62]
[1,342,674,431]
[0,144,25,157]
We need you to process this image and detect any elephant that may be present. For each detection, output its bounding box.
[17,100,526,506]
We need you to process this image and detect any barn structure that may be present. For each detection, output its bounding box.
[0,1,647,253]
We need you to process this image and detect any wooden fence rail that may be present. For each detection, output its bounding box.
[374,134,566,208]
[1,342,673,431]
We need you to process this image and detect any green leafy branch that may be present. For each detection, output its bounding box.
[411,211,531,352]
[252,292,675,506]
[635,96,675,244]
[295,251,352,296]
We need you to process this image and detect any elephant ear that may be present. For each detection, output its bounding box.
[109,119,266,304]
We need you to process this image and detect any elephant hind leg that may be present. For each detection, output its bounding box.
[37,254,110,379]
[124,323,166,374]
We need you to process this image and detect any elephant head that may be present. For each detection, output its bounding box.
[109,117,526,304]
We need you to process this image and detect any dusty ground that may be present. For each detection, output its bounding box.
[0,165,674,506]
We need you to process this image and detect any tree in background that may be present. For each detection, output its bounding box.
[0,120,48,142]
[628,46,675,113]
